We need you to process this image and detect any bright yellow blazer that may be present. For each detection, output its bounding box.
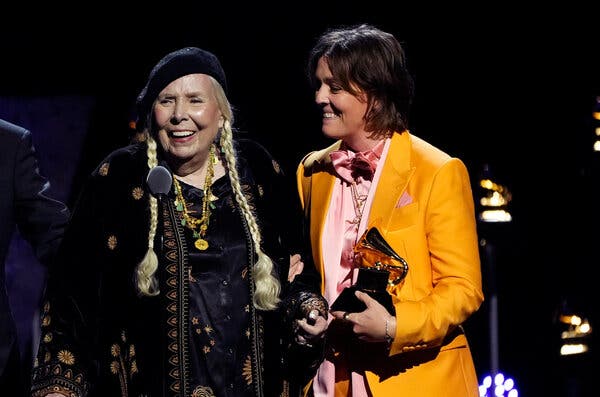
[297,131,484,396]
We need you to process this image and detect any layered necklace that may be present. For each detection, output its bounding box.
[173,144,216,251]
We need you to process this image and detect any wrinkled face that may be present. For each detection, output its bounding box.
[153,74,223,165]
[314,56,369,149]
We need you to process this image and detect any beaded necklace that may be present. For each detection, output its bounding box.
[173,144,216,250]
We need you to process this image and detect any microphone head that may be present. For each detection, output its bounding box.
[147,165,173,196]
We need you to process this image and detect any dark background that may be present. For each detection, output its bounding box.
[2,4,600,396]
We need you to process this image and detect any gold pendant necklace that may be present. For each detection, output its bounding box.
[349,181,367,227]
[173,145,216,250]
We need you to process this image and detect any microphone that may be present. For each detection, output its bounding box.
[146,166,172,254]
[146,165,172,197]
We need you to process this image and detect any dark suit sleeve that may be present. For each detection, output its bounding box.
[13,130,69,266]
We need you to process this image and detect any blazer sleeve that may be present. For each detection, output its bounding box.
[13,129,69,266]
[390,157,484,354]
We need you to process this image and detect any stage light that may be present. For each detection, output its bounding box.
[556,309,592,357]
[478,166,512,223]
[593,96,600,151]
[479,372,519,397]
[476,164,517,394]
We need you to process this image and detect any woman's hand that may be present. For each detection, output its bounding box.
[295,309,328,346]
[330,290,395,343]
[288,253,304,282]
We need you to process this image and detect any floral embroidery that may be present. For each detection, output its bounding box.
[257,185,264,197]
[242,355,253,385]
[132,186,144,200]
[110,361,120,374]
[57,350,75,365]
[107,235,117,250]
[99,162,110,176]
[109,331,138,393]
[192,385,215,397]
[43,333,52,343]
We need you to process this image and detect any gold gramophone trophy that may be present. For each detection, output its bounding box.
[331,227,408,315]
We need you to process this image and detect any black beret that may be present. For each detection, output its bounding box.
[136,47,227,131]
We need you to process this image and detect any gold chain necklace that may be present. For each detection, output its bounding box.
[348,181,368,227]
[173,145,216,250]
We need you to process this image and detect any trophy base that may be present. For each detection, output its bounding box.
[330,268,395,315]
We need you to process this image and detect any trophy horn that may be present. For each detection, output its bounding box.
[363,227,403,261]
[356,227,409,287]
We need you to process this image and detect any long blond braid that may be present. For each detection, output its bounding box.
[135,135,160,296]
[220,121,281,310]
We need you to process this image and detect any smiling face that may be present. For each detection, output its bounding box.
[314,56,373,152]
[153,73,223,169]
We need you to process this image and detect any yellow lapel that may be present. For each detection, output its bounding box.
[368,132,415,232]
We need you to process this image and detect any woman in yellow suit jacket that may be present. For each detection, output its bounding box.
[294,24,484,397]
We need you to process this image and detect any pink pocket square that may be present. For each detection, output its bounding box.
[396,191,413,208]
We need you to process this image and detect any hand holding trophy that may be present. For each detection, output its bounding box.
[330,227,408,315]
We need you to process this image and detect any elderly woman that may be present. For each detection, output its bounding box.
[31,47,327,397]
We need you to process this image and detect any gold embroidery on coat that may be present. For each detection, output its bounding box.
[132,186,144,200]
[192,385,215,397]
[99,162,110,176]
[242,355,253,385]
[57,350,75,365]
[109,331,137,396]
[107,235,117,250]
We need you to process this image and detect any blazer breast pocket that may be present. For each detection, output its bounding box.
[387,202,418,231]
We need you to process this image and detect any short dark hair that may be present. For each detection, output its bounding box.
[307,24,414,139]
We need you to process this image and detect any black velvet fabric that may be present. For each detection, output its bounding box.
[30,138,326,397]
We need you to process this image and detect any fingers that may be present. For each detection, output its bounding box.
[296,313,328,345]
[288,254,304,282]
[330,310,354,322]
[290,253,302,264]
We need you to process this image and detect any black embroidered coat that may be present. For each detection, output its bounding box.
[31,139,325,397]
